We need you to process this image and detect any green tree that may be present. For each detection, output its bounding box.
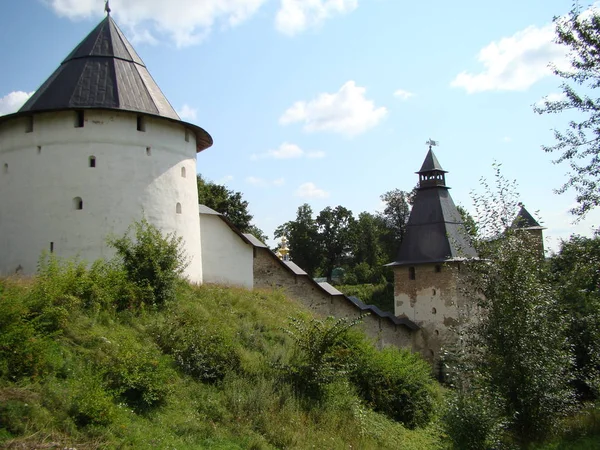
[448,169,575,446]
[535,5,600,217]
[274,204,322,276]
[316,206,356,280]
[378,189,412,261]
[456,205,478,242]
[197,175,253,231]
[550,232,600,399]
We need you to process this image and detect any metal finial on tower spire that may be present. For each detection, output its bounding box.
[425,138,439,151]
[105,0,111,15]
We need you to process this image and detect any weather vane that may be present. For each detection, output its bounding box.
[104,0,111,15]
[425,138,439,151]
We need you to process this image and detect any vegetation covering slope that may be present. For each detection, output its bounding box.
[0,255,442,449]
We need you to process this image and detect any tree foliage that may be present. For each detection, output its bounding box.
[535,5,600,217]
[316,206,356,280]
[197,175,253,232]
[378,189,412,261]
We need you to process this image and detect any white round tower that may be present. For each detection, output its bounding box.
[0,13,212,283]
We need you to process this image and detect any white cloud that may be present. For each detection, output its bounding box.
[451,24,569,93]
[502,136,512,143]
[279,81,387,137]
[246,176,285,187]
[0,91,34,116]
[251,142,326,160]
[535,91,567,107]
[177,104,197,121]
[275,0,358,36]
[393,89,415,100]
[45,0,269,47]
[295,182,329,199]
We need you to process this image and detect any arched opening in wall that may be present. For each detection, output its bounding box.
[435,264,442,273]
[185,129,190,142]
[146,147,151,156]
[408,266,415,280]
[89,156,96,168]
[431,307,437,314]
[432,289,436,296]
[176,203,182,214]
[181,167,186,178]
[75,110,84,128]
[137,115,146,132]
[73,197,83,210]
[25,116,33,133]
[434,329,439,336]
[3,163,7,174]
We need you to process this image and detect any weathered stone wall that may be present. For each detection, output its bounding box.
[254,248,413,349]
[394,262,475,362]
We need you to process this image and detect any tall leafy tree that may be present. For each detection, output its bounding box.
[316,206,357,280]
[378,189,412,261]
[274,204,322,276]
[535,5,600,217]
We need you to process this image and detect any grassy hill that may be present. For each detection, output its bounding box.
[0,257,443,449]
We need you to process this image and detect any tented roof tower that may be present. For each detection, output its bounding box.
[2,13,212,152]
[388,149,478,266]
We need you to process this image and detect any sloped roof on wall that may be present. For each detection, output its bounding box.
[4,15,212,152]
[512,205,545,230]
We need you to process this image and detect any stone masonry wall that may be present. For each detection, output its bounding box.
[254,248,413,349]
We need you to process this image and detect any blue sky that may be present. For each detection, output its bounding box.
[1,0,599,252]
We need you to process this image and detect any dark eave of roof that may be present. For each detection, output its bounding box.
[6,15,212,152]
[417,149,447,174]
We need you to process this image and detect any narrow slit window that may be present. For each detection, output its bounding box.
[73,197,83,210]
[432,307,437,314]
[37,146,42,154]
[89,156,96,168]
[185,129,190,142]
[176,203,182,214]
[3,163,7,174]
[408,267,416,280]
[137,115,146,132]
[25,116,33,133]
[75,110,84,128]
[146,147,151,156]
[181,167,186,178]
[50,242,54,253]
[435,264,442,273]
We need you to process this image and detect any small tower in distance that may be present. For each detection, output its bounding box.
[512,203,546,259]
[387,143,478,363]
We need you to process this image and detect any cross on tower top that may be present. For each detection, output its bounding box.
[425,138,439,151]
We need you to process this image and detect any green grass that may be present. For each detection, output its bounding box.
[0,266,444,450]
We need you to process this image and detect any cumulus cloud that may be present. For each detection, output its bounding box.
[45,0,268,47]
[295,182,329,199]
[177,104,197,121]
[275,0,358,36]
[451,24,569,93]
[246,176,285,187]
[251,142,326,160]
[393,89,415,100]
[0,91,34,116]
[279,81,387,137]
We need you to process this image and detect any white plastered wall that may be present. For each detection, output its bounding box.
[199,213,253,289]
[0,110,203,283]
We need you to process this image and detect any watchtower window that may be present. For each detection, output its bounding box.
[137,115,146,132]
[3,163,7,174]
[408,267,416,280]
[89,156,96,168]
[73,197,83,210]
[50,242,54,253]
[432,307,437,314]
[176,203,182,214]
[146,147,151,156]
[75,110,84,128]
[37,146,42,154]
[181,167,186,178]
[25,116,34,133]
[435,264,442,273]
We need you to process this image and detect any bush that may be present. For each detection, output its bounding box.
[108,218,189,309]
[351,344,439,428]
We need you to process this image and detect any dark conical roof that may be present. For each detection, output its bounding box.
[417,149,447,174]
[512,205,545,230]
[5,15,212,151]
[388,150,477,266]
